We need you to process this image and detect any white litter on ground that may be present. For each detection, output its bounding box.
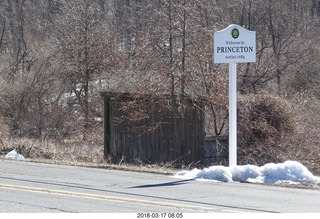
[5,149,25,159]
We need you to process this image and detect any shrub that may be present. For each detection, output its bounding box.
[237,94,297,165]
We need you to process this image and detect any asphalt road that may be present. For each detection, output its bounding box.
[1,159,320,213]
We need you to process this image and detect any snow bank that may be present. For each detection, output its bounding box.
[175,161,320,185]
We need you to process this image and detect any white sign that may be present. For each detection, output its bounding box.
[214,24,256,63]
[213,24,256,167]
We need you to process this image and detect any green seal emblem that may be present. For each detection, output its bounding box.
[231,28,239,39]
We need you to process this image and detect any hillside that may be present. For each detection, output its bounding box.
[0,0,320,174]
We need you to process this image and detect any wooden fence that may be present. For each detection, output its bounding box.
[100,92,206,166]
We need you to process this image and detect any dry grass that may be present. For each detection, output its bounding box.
[0,138,102,162]
[1,94,320,177]
[0,131,177,175]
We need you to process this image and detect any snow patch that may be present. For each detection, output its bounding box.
[5,149,25,159]
[175,160,320,185]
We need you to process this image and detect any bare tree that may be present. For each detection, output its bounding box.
[0,0,319,146]
[56,0,118,140]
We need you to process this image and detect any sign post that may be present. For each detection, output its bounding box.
[213,24,256,166]
[228,62,237,166]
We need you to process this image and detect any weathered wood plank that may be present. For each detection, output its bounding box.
[101,92,206,166]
